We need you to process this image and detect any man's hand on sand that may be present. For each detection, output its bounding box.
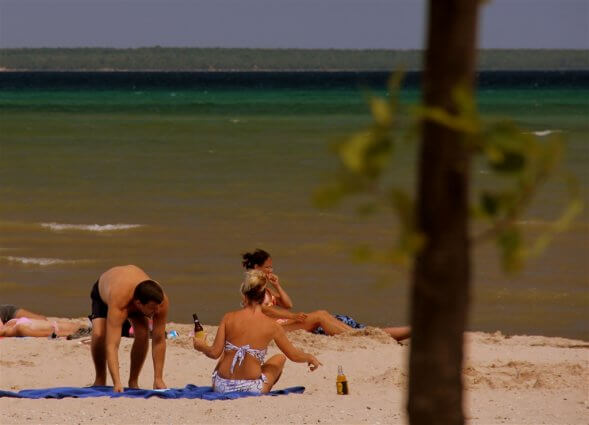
[153,378,167,390]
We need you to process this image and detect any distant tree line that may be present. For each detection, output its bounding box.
[0,48,587,71]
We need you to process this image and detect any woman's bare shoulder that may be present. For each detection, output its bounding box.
[260,313,283,333]
[220,310,238,322]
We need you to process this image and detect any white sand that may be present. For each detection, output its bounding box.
[1,321,587,424]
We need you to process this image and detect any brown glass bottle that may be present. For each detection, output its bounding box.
[336,365,349,395]
[192,313,205,339]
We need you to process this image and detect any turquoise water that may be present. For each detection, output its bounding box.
[0,75,587,340]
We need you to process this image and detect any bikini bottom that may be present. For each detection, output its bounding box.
[211,370,267,393]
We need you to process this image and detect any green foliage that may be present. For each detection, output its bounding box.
[315,73,425,265]
[315,74,583,272]
[471,119,582,271]
[389,188,425,264]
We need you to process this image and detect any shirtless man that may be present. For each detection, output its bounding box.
[89,265,169,392]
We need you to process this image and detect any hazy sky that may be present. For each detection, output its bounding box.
[0,0,587,49]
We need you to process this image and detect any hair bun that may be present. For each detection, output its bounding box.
[241,249,270,270]
[241,252,253,269]
[240,270,267,295]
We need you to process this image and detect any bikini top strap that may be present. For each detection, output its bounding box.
[225,341,267,374]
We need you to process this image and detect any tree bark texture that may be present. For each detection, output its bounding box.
[408,1,480,425]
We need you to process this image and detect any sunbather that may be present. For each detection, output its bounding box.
[0,317,89,338]
[0,304,92,339]
[193,270,321,393]
[242,249,411,341]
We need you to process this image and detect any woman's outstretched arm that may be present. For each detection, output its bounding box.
[272,324,321,371]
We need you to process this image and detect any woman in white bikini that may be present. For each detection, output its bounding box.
[243,249,411,341]
[193,270,321,393]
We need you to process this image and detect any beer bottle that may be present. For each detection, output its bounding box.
[192,313,205,339]
[336,365,349,395]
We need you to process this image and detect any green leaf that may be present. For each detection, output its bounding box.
[387,70,404,95]
[390,189,413,228]
[413,105,479,134]
[370,97,393,128]
[528,198,584,258]
[335,129,393,178]
[390,189,425,258]
[498,228,524,272]
[480,192,500,217]
[489,151,526,173]
[337,131,373,174]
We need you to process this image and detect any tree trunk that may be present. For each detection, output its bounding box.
[408,1,480,424]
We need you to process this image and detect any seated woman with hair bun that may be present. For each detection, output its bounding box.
[193,270,321,394]
[242,249,411,341]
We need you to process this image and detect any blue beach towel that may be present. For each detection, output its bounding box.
[0,384,304,400]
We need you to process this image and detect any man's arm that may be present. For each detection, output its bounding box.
[151,296,168,389]
[105,307,127,392]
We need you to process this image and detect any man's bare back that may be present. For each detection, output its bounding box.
[98,265,151,310]
[89,265,168,392]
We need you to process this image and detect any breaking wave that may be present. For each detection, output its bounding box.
[1,256,81,266]
[40,223,143,232]
[527,129,563,137]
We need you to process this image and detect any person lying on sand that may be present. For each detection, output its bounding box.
[0,304,47,322]
[88,265,169,392]
[0,304,92,339]
[0,316,89,338]
[242,249,411,341]
[193,270,321,394]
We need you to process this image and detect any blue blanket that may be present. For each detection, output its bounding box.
[0,384,305,400]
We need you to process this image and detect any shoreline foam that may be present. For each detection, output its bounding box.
[40,223,143,232]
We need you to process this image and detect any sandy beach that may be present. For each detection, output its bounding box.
[0,320,587,425]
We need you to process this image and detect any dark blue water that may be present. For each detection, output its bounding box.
[1,70,588,90]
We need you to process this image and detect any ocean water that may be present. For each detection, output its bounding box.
[1,72,587,340]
